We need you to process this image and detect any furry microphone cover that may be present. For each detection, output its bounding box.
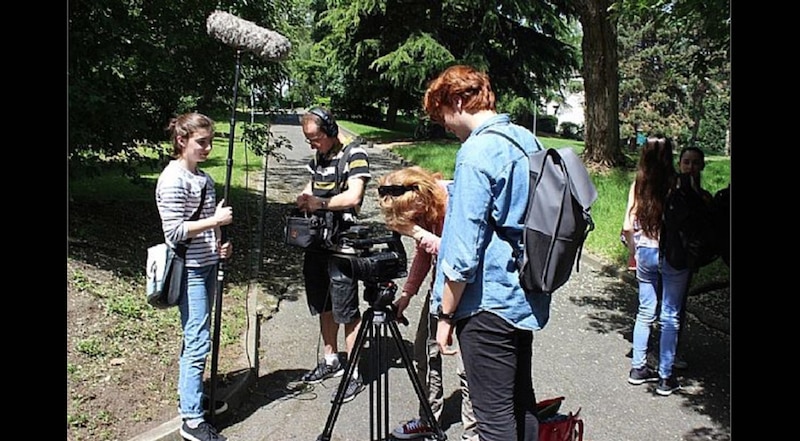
[207,10,291,61]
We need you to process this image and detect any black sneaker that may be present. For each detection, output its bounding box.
[302,360,344,384]
[656,376,681,396]
[628,366,659,385]
[180,421,227,441]
[201,395,229,416]
[331,375,365,403]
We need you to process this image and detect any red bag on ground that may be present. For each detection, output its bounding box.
[537,397,584,441]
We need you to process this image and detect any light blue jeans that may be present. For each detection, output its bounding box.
[178,264,216,419]
[632,247,689,379]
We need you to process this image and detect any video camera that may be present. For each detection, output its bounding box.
[330,225,408,310]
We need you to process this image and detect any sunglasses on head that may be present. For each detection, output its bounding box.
[378,184,418,197]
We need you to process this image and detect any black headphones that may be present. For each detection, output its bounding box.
[308,107,339,138]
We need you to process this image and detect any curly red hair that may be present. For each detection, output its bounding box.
[378,166,447,232]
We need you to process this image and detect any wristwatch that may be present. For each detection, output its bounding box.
[436,304,456,321]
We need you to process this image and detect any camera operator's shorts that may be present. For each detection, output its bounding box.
[303,249,360,324]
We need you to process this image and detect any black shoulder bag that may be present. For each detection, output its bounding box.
[285,142,355,249]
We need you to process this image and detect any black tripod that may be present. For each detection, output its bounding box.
[317,281,447,441]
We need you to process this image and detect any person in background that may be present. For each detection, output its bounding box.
[623,135,690,396]
[378,166,478,441]
[677,147,712,203]
[296,107,371,403]
[156,112,233,441]
[424,65,547,440]
[670,146,713,370]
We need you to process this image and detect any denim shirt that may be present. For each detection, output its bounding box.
[431,114,552,331]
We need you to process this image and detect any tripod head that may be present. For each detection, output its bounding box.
[363,280,408,325]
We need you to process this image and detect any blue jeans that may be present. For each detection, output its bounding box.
[178,264,216,419]
[632,247,689,379]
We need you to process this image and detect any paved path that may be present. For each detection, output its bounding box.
[172,111,731,441]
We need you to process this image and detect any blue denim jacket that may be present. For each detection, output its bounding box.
[431,114,552,331]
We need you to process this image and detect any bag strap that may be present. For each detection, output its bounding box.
[572,408,584,441]
[333,141,356,195]
[482,129,535,267]
[484,128,532,155]
[189,182,208,221]
[175,181,208,255]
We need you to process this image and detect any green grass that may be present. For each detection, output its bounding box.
[338,120,410,143]
[70,121,263,203]
[341,119,731,291]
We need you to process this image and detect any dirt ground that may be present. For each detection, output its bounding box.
[67,192,259,441]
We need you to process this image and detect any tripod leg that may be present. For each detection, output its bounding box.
[374,313,392,440]
[386,319,448,441]
[317,309,374,441]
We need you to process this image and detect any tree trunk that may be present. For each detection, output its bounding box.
[385,86,403,129]
[577,0,624,167]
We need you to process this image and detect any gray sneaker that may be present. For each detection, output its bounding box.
[628,366,659,385]
[302,360,344,384]
[656,376,681,396]
[331,375,365,403]
[180,421,227,441]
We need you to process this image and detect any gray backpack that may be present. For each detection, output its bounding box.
[487,130,598,295]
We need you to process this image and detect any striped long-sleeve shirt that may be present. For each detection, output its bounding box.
[155,160,219,268]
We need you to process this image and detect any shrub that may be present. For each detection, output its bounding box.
[559,121,584,140]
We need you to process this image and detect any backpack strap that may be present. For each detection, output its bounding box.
[484,129,538,156]
[482,129,534,269]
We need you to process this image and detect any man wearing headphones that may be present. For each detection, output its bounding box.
[296,107,372,403]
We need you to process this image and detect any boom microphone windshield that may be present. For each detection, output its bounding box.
[206,10,291,61]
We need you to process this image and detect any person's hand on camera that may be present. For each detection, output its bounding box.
[214,199,233,226]
[393,292,413,323]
